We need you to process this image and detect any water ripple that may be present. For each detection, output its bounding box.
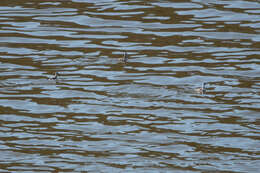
[0,0,259,172]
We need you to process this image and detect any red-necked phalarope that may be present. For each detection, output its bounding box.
[119,52,128,63]
[194,82,207,94]
[48,72,59,80]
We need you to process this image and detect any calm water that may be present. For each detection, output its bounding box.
[0,0,260,172]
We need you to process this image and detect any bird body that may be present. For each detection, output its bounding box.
[48,72,58,80]
[195,82,206,94]
[119,52,128,63]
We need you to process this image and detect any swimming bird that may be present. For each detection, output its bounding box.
[119,52,128,63]
[194,82,207,94]
[48,72,59,80]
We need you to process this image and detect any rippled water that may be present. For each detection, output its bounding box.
[0,0,260,172]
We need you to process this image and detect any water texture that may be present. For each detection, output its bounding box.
[0,0,260,172]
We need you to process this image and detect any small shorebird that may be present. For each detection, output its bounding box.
[48,72,59,80]
[194,82,207,94]
[119,52,128,63]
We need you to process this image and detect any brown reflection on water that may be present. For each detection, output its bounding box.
[0,0,260,172]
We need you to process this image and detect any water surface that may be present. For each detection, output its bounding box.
[0,0,260,172]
